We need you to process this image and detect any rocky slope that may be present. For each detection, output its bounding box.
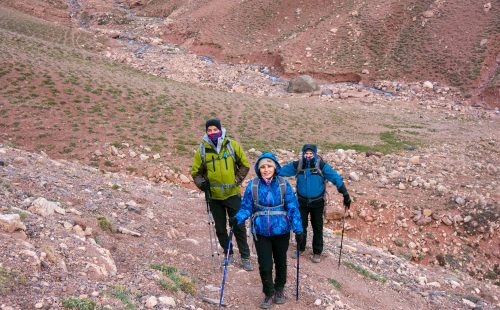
[0,145,499,310]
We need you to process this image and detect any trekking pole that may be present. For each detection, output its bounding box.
[219,228,234,307]
[204,189,219,269]
[296,246,300,302]
[338,207,347,268]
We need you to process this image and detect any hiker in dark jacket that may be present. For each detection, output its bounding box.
[280,144,351,263]
[191,118,253,271]
[230,152,303,309]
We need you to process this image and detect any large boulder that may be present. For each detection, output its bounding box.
[286,75,319,93]
[0,214,26,232]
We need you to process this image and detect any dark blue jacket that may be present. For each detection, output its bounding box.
[280,144,344,199]
[235,152,303,237]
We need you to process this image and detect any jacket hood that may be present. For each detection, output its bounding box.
[302,144,318,161]
[254,152,281,178]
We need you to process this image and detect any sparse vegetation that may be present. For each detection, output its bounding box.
[328,278,342,289]
[61,296,96,310]
[344,261,387,283]
[97,215,113,232]
[108,285,135,310]
[150,263,197,295]
[0,265,28,293]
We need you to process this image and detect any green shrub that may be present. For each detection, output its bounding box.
[343,261,387,283]
[97,216,113,232]
[328,278,342,289]
[151,263,197,295]
[61,296,96,310]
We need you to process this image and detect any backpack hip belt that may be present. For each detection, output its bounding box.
[210,183,237,194]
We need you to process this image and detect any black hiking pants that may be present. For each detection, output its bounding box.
[253,232,290,297]
[297,196,325,255]
[209,194,250,259]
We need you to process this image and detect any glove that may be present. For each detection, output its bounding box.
[338,184,351,210]
[295,233,303,245]
[200,180,210,191]
[343,194,352,210]
[228,216,238,228]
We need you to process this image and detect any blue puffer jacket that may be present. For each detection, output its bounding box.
[234,152,303,237]
[280,144,344,199]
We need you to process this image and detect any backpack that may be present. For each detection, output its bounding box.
[250,176,288,239]
[199,138,237,169]
[250,176,287,210]
[294,156,328,200]
[294,156,326,178]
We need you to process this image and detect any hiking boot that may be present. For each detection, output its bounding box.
[290,250,304,259]
[241,257,254,271]
[311,254,321,263]
[259,295,273,309]
[221,254,234,267]
[273,289,285,304]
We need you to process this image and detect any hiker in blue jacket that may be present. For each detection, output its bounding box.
[280,144,351,263]
[229,152,303,309]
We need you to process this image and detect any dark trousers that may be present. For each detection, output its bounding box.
[297,197,325,255]
[253,233,290,297]
[209,195,250,258]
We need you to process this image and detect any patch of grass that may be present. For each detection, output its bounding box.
[328,278,342,289]
[150,263,197,295]
[0,265,28,293]
[97,215,113,232]
[111,184,120,190]
[61,296,96,310]
[343,261,387,283]
[108,285,135,310]
[323,131,417,154]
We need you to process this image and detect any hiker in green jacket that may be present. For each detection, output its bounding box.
[191,118,253,271]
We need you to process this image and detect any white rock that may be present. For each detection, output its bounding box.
[437,184,447,193]
[34,302,44,309]
[179,174,191,183]
[388,170,401,179]
[455,197,466,205]
[158,296,176,306]
[0,214,26,232]
[423,81,434,89]
[427,281,441,288]
[462,298,476,308]
[117,226,141,237]
[348,171,360,181]
[153,153,161,160]
[314,299,322,306]
[409,156,420,165]
[417,276,427,286]
[29,197,59,217]
[139,154,149,161]
[145,296,158,308]
[398,183,406,190]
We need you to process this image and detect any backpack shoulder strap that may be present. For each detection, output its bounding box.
[251,176,260,207]
[316,157,325,178]
[199,142,206,166]
[295,158,304,177]
[277,176,287,205]
[225,139,236,160]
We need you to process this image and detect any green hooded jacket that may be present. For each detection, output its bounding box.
[191,128,250,200]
